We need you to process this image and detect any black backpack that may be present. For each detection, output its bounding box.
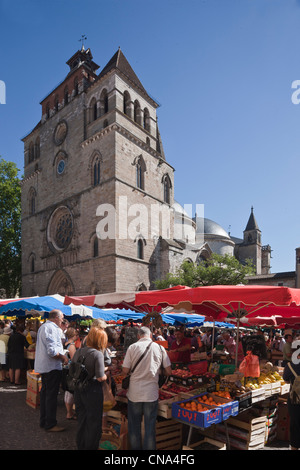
[66,352,92,393]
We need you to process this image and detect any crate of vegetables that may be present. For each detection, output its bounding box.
[172,396,223,428]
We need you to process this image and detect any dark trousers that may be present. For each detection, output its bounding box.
[40,369,62,430]
[288,398,300,448]
[74,380,103,450]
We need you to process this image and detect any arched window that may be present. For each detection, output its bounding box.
[30,256,35,273]
[123,91,131,116]
[137,239,144,260]
[46,103,50,119]
[93,156,101,186]
[143,108,150,132]
[74,77,79,96]
[89,97,97,122]
[163,174,171,204]
[29,187,36,215]
[93,236,99,258]
[134,100,142,125]
[100,89,109,115]
[135,156,146,190]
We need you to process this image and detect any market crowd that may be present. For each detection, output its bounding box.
[0,314,299,450]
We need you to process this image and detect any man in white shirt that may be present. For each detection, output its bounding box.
[35,309,68,432]
[122,326,171,450]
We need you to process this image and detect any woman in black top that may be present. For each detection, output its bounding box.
[7,325,29,385]
[283,346,300,450]
[72,327,107,450]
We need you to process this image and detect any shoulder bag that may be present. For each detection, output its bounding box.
[122,341,152,390]
[158,344,168,388]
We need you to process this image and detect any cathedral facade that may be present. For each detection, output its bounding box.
[21,47,271,296]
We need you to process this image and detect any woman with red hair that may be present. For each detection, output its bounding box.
[72,327,107,450]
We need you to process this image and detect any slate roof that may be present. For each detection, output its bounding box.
[98,48,156,105]
[245,207,260,231]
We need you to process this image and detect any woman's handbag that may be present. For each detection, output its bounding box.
[122,342,152,390]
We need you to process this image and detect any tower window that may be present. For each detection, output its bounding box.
[163,174,171,204]
[74,77,79,96]
[93,157,100,186]
[143,108,150,132]
[124,91,131,116]
[100,89,109,115]
[135,156,146,190]
[137,239,144,260]
[93,237,99,257]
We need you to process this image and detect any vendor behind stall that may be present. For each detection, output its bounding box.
[170,328,191,362]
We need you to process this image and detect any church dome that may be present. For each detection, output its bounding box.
[194,216,230,239]
[172,201,191,219]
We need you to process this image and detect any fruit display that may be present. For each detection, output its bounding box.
[159,390,175,401]
[179,400,210,412]
[161,382,196,394]
[213,390,232,400]
[199,394,229,406]
[171,369,193,379]
[257,371,284,386]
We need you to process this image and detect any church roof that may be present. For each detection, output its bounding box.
[245,207,260,231]
[98,48,157,105]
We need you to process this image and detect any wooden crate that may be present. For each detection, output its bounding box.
[106,409,128,450]
[215,411,267,450]
[142,418,183,451]
[155,419,183,450]
[157,396,179,419]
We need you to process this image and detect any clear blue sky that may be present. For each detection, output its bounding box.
[0,0,300,274]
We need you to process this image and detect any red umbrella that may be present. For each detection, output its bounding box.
[135,285,300,321]
[64,288,188,313]
[135,285,300,364]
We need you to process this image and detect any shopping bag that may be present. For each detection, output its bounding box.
[103,375,117,411]
[239,351,260,377]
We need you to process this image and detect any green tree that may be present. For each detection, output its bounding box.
[0,158,21,297]
[155,253,255,289]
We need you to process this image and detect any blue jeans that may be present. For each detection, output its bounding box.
[127,399,158,450]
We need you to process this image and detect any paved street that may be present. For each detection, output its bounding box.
[0,381,77,450]
[0,380,290,451]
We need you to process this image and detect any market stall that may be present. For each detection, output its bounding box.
[63,287,300,448]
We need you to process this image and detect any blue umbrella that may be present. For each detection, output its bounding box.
[161,313,206,326]
[102,309,145,322]
[0,294,117,320]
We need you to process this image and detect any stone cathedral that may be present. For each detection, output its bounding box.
[21,46,271,297]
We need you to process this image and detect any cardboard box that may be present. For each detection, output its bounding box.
[26,389,40,409]
[27,370,42,393]
[172,396,223,428]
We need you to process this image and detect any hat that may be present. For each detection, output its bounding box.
[4,327,13,335]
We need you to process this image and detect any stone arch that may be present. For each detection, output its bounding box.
[47,269,74,296]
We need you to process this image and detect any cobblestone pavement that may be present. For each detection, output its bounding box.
[0,380,290,451]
